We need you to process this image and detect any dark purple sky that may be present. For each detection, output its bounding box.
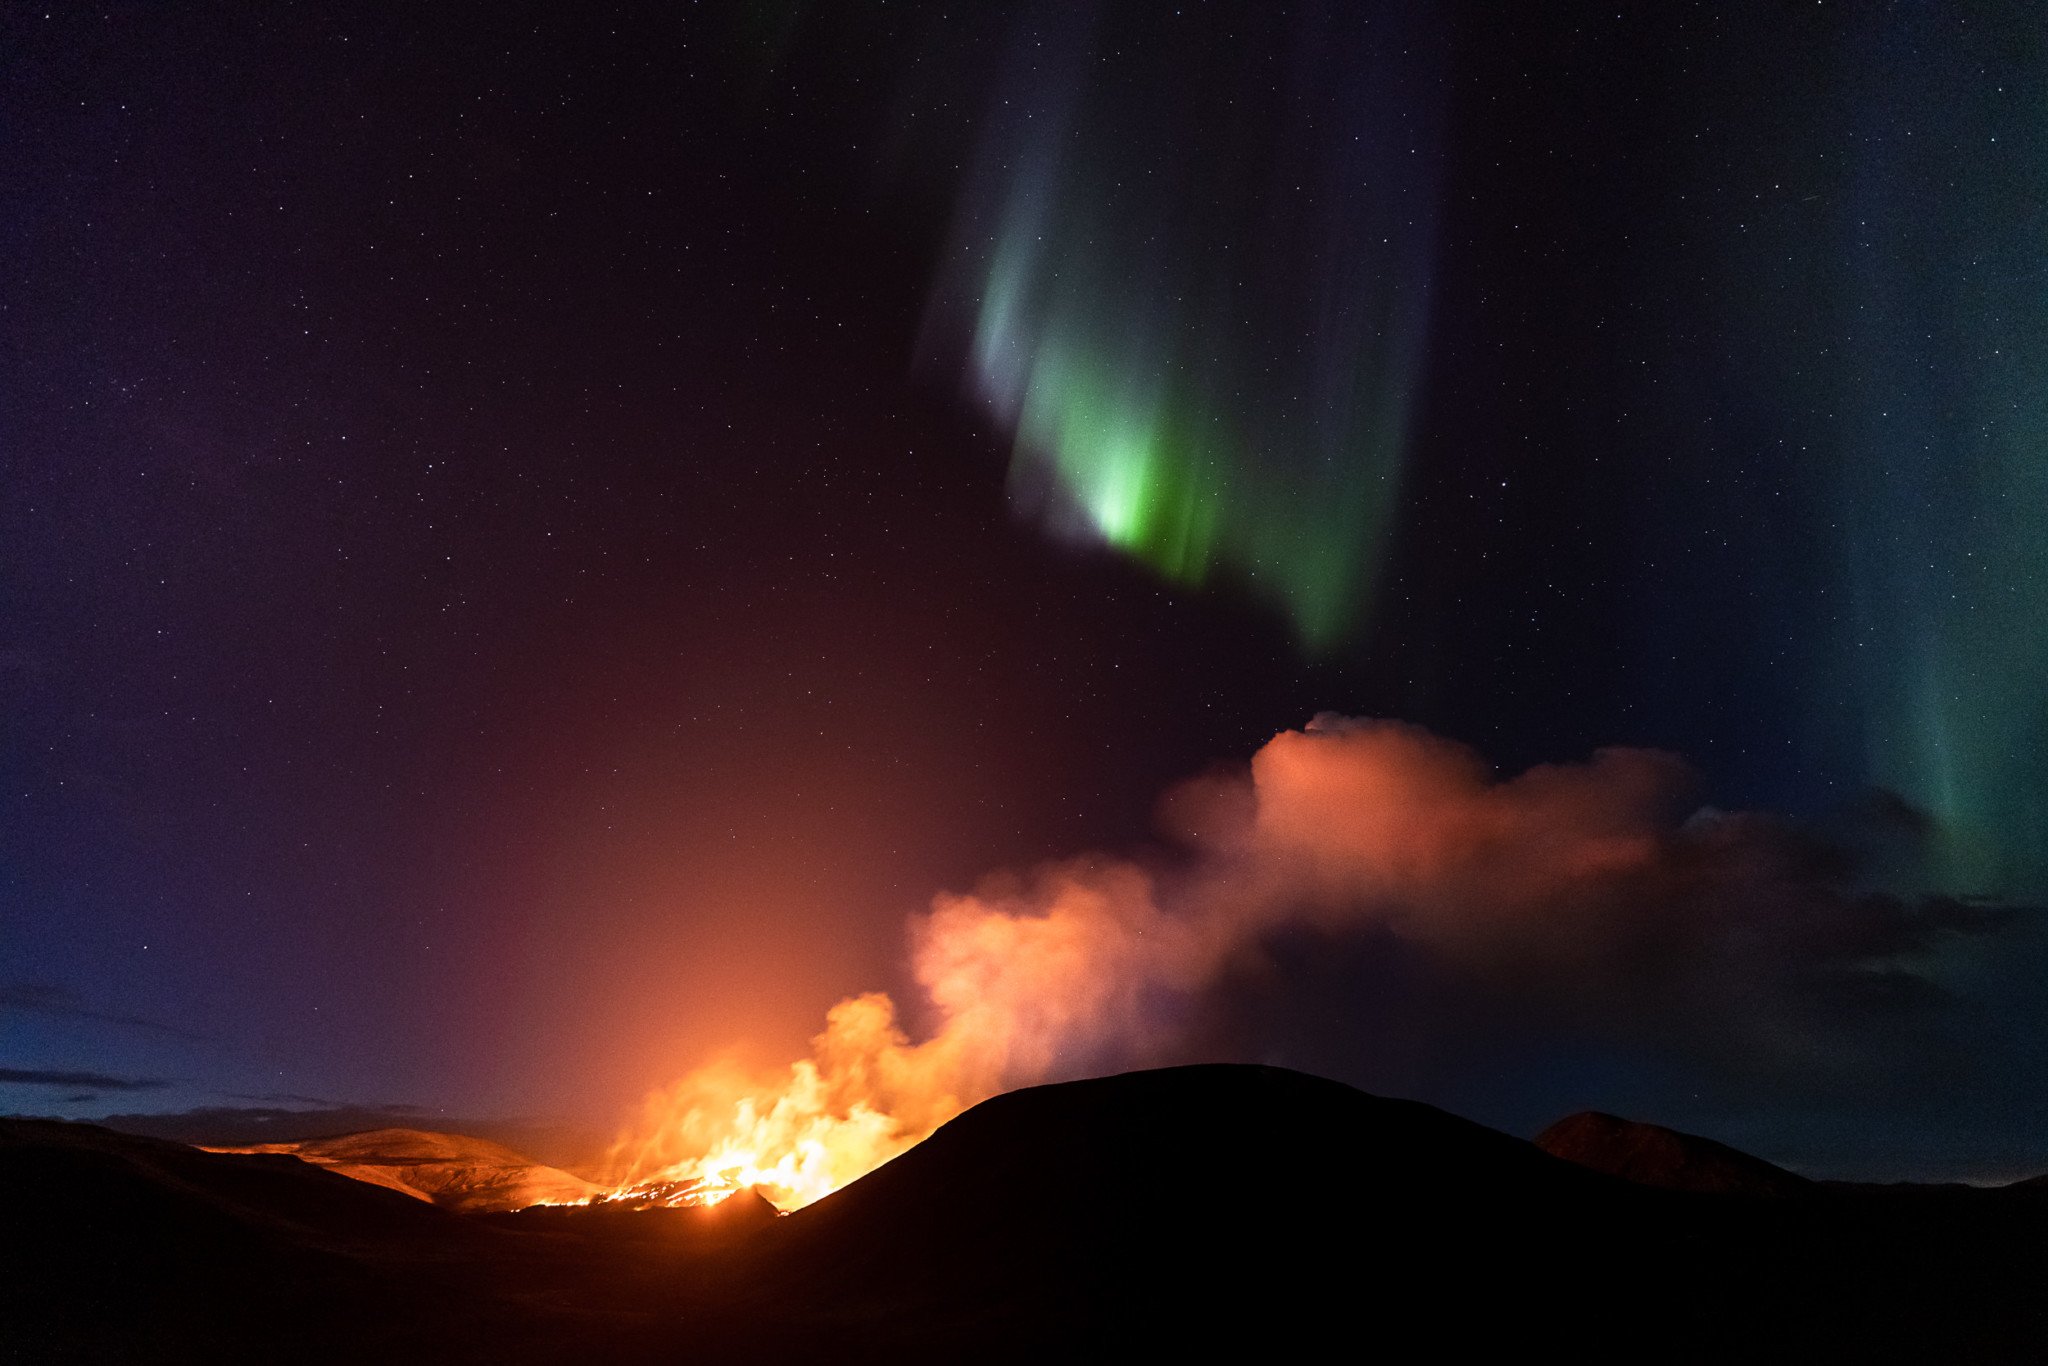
[5,2,2043,1180]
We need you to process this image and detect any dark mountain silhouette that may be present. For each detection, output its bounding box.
[0,1115,771,1364]
[754,1064,1678,1357]
[6,1066,2047,1364]
[0,1116,505,1363]
[1535,1109,1814,1195]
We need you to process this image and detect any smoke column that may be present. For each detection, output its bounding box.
[610,717,1996,1206]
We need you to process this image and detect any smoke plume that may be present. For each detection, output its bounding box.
[610,717,2019,1203]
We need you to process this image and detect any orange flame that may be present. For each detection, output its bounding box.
[601,860,1195,1210]
[600,993,964,1210]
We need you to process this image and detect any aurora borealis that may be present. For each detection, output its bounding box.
[5,1,2046,1182]
[922,4,1444,649]
[1730,12,2048,897]
[1578,6,2048,899]
[916,2,2048,898]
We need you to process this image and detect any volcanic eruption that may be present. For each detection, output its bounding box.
[588,715,1980,1211]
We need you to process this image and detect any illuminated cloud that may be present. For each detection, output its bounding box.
[610,718,2025,1206]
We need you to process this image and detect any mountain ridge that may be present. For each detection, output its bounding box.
[205,1126,601,1211]
[8,1066,2048,1362]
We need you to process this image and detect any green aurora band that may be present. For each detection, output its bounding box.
[922,5,2044,898]
[1688,10,2048,895]
[930,9,1443,652]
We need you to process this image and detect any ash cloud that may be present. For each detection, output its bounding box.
[918,718,2022,1111]
[619,717,2040,1197]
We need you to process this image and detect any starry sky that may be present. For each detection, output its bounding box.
[5,2,2044,1177]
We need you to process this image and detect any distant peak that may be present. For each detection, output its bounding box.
[206,1127,600,1211]
[1536,1111,1811,1196]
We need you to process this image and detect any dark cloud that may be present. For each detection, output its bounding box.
[1138,721,2045,1176]
[225,1091,367,1107]
[0,983,211,1040]
[0,1067,167,1092]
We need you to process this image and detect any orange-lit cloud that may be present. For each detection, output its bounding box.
[605,716,2007,1207]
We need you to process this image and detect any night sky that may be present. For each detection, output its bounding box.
[6,2,2045,1179]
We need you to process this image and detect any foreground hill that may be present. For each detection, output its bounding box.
[0,1116,514,1363]
[753,1065,1669,1356]
[751,1069,2048,1360]
[7,1066,2047,1363]
[206,1128,600,1211]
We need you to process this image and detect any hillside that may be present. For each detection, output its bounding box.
[7,1068,2047,1363]
[207,1127,600,1211]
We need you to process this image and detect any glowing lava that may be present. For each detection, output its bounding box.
[595,993,969,1212]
